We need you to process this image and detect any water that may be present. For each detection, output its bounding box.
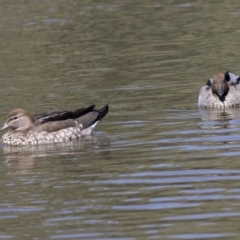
[0,0,240,239]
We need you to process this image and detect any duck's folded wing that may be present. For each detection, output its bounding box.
[32,105,109,133]
[34,105,96,124]
[34,105,109,133]
[35,119,78,133]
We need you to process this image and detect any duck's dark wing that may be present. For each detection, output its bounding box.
[33,105,109,133]
[34,105,96,124]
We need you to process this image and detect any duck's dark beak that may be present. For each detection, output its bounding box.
[216,86,224,97]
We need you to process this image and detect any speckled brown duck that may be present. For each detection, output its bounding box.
[0,104,109,146]
[198,72,240,109]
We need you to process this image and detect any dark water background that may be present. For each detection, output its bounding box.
[1,0,240,239]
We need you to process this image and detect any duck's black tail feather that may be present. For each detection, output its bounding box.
[77,105,109,129]
[96,105,109,121]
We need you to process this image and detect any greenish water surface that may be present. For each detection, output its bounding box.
[0,0,240,239]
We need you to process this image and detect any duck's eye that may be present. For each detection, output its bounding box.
[12,116,18,120]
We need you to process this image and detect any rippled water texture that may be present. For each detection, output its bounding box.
[1,0,240,239]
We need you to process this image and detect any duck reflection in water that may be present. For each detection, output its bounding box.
[2,135,98,174]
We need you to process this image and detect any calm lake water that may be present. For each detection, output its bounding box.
[1,0,240,239]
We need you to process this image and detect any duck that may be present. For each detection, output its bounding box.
[198,72,240,109]
[0,104,109,146]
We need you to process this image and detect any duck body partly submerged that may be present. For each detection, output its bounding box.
[0,104,109,146]
[198,72,240,109]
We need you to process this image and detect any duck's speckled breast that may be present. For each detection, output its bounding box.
[198,85,240,109]
[0,127,83,146]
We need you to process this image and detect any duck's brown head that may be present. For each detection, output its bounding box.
[210,72,229,102]
[0,108,35,131]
